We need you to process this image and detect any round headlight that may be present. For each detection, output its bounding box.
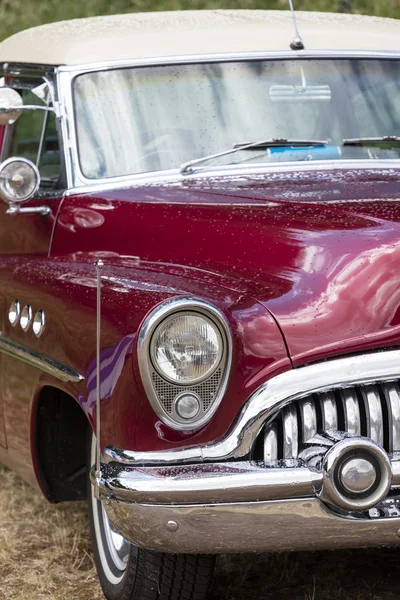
[151,312,223,384]
[0,158,39,204]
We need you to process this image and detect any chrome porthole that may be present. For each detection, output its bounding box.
[20,304,32,332]
[8,300,20,327]
[32,309,46,338]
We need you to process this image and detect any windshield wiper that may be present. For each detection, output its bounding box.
[343,136,400,146]
[180,138,328,175]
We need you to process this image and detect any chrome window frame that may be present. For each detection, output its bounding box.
[55,50,400,192]
[0,63,66,185]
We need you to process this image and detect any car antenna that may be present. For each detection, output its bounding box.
[94,257,104,499]
[288,0,305,51]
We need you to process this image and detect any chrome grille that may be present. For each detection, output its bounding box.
[151,368,223,414]
[256,381,400,463]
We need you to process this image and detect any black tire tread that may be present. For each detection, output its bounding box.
[129,551,215,600]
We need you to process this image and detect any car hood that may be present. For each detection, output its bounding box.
[194,168,400,365]
[59,167,400,366]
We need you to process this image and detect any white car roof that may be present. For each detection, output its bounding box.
[0,10,399,67]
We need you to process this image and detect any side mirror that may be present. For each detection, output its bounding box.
[0,157,40,211]
[0,87,23,125]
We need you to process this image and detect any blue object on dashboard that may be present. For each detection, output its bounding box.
[267,145,342,162]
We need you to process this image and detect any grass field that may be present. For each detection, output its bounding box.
[2,464,400,600]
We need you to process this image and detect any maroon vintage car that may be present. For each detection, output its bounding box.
[0,8,400,600]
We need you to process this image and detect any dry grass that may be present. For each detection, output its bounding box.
[0,465,102,600]
[2,463,400,600]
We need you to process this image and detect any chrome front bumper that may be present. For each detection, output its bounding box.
[94,349,400,554]
[93,457,400,553]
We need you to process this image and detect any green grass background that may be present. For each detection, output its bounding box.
[0,0,398,41]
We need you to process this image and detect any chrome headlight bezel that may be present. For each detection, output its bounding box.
[149,310,224,385]
[137,297,232,431]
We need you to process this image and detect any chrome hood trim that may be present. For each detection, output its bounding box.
[105,348,400,466]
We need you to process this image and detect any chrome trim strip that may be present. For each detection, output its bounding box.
[263,423,278,463]
[137,296,232,432]
[104,497,400,555]
[57,50,400,74]
[0,333,84,383]
[56,50,400,191]
[283,405,298,458]
[105,349,400,466]
[94,461,317,505]
[342,388,361,436]
[64,160,400,198]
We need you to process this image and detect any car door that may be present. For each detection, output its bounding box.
[0,75,65,460]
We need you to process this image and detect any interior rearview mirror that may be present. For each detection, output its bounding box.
[269,84,332,103]
[0,87,23,125]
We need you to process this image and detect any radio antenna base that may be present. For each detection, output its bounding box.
[288,0,305,50]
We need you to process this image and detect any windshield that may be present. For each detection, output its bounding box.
[73,58,400,179]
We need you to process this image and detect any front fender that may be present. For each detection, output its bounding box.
[6,254,290,453]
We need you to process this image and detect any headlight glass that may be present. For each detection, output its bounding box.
[151,312,223,384]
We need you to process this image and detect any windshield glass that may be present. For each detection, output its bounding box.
[73,59,400,179]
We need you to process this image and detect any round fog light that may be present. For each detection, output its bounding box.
[175,393,201,420]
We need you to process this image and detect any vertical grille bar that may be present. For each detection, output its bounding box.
[300,399,317,442]
[263,423,278,463]
[321,392,338,431]
[341,388,361,436]
[256,381,399,463]
[383,383,400,452]
[363,386,384,446]
[282,406,298,459]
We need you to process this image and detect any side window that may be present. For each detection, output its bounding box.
[8,87,61,189]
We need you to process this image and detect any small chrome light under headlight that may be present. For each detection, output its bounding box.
[174,392,201,419]
[137,297,232,431]
[151,312,223,384]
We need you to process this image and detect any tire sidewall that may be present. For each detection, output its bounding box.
[87,430,137,600]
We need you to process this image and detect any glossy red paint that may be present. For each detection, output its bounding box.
[46,166,400,452]
[4,249,289,455]
[2,162,400,461]
[53,168,400,363]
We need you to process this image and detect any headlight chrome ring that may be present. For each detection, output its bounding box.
[150,311,224,385]
[137,297,232,431]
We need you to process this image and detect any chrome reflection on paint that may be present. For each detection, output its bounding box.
[8,300,20,327]
[32,309,46,338]
[20,304,32,332]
